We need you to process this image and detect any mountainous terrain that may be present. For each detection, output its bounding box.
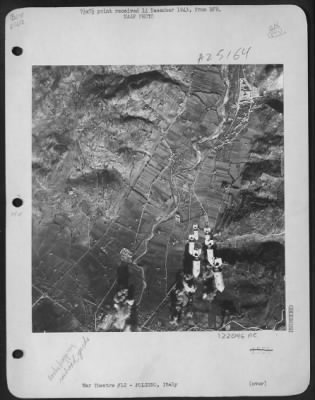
[32,64,284,332]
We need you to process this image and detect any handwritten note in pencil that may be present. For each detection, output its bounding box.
[48,336,90,383]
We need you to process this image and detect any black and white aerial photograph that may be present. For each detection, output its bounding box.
[32,64,285,333]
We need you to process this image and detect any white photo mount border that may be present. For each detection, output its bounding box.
[6,4,309,398]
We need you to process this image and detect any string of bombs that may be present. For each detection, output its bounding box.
[188,224,225,293]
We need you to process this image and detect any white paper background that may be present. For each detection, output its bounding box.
[6,5,309,397]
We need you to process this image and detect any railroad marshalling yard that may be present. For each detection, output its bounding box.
[32,64,285,332]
